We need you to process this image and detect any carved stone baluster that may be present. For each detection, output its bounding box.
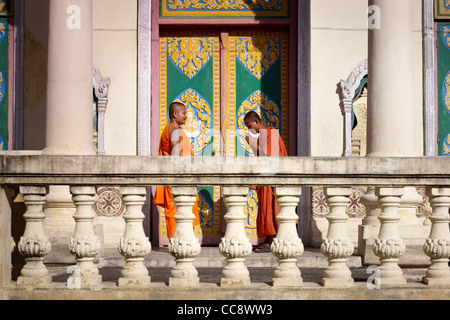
[271,186,304,287]
[219,187,252,287]
[320,188,354,287]
[361,186,380,226]
[11,237,15,253]
[372,187,407,286]
[118,187,151,287]
[69,187,102,288]
[422,187,450,285]
[17,187,52,287]
[168,186,201,287]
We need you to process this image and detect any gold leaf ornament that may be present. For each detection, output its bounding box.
[168,37,213,79]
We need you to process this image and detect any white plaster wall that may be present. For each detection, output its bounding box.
[310,0,423,156]
[93,0,137,156]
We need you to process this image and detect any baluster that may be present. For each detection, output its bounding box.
[17,187,52,287]
[220,187,253,287]
[118,187,151,287]
[320,187,354,287]
[11,237,15,253]
[372,187,407,286]
[271,186,304,287]
[69,187,102,288]
[168,186,201,287]
[422,187,450,285]
[361,186,380,226]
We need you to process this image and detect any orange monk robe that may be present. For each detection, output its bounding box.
[253,127,288,238]
[153,124,201,238]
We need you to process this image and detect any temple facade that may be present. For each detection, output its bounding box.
[0,0,448,254]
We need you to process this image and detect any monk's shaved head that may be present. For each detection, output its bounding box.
[244,111,261,123]
[169,102,186,119]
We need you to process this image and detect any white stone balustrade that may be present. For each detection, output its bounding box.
[220,187,253,287]
[422,187,450,285]
[271,186,304,287]
[69,187,102,288]
[3,155,450,295]
[372,187,407,286]
[17,186,52,287]
[168,186,201,287]
[118,187,151,287]
[320,188,354,288]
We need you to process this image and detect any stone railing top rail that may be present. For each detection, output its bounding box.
[0,154,448,187]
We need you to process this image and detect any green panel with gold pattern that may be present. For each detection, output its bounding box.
[224,30,289,238]
[159,31,222,243]
[438,23,450,156]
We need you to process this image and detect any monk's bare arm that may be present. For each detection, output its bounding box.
[168,125,182,152]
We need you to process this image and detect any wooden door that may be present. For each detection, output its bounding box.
[157,29,290,245]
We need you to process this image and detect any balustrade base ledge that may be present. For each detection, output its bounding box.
[169,277,200,288]
[422,277,450,286]
[272,277,303,287]
[16,276,52,288]
[321,277,354,288]
[3,281,450,300]
[118,276,151,288]
[221,277,251,288]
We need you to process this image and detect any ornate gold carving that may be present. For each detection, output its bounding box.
[176,89,212,154]
[445,71,450,112]
[159,38,168,133]
[237,90,280,155]
[0,21,4,38]
[167,0,283,11]
[168,37,213,79]
[199,196,213,228]
[444,134,450,155]
[235,37,280,80]
[244,190,258,232]
[352,87,368,157]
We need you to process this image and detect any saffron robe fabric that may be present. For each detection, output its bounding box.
[253,127,288,238]
[153,124,201,238]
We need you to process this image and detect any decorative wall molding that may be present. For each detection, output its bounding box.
[137,0,151,156]
[93,66,110,156]
[338,59,368,157]
[424,0,437,156]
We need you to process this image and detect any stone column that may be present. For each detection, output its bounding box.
[69,187,102,288]
[367,0,417,157]
[366,0,423,267]
[372,187,406,286]
[271,187,304,287]
[168,187,201,287]
[42,0,95,265]
[43,0,95,155]
[320,188,354,288]
[17,187,52,287]
[118,187,151,287]
[422,188,450,285]
[219,187,253,287]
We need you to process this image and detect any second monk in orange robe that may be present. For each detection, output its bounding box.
[244,111,288,252]
[153,102,201,239]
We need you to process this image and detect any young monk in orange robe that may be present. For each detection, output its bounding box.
[244,111,288,252]
[153,102,201,239]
